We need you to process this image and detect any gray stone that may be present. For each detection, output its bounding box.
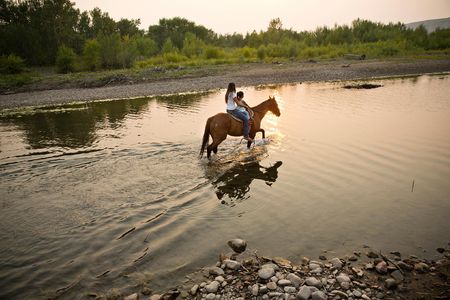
[284,286,297,293]
[262,263,280,270]
[341,281,350,290]
[267,282,278,290]
[311,291,327,300]
[305,277,322,288]
[206,281,220,293]
[190,284,199,295]
[287,273,302,287]
[215,276,225,283]
[227,238,247,253]
[308,287,319,293]
[260,286,268,293]
[330,258,343,268]
[353,290,362,297]
[124,293,139,300]
[297,286,311,300]
[268,292,283,297]
[208,267,224,276]
[361,295,371,300]
[309,263,321,270]
[385,278,397,289]
[336,274,351,283]
[367,251,379,258]
[223,259,241,270]
[414,262,429,273]
[390,270,404,282]
[149,295,160,300]
[375,261,388,274]
[205,293,216,300]
[251,284,259,296]
[397,261,413,271]
[262,295,269,300]
[259,267,275,280]
[270,276,278,283]
[278,279,292,286]
[330,290,348,298]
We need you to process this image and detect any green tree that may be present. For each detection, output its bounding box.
[82,39,101,71]
[182,32,205,57]
[56,44,77,73]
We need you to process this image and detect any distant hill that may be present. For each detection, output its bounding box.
[406,17,450,33]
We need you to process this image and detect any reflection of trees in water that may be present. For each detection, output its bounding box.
[155,92,210,111]
[212,161,283,204]
[0,97,150,149]
[0,92,209,149]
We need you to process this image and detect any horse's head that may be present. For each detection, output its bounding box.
[268,96,281,117]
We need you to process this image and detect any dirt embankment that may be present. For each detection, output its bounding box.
[1,59,449,109]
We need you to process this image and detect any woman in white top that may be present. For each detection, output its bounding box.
[225,82,253,142]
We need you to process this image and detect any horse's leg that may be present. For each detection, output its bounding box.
[247,132,257,149]
[259,128,265,139]
[207,136,227,158]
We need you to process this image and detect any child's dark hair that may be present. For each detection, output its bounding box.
[237,91,244,98]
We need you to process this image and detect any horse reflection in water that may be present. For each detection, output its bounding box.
[212,161,283,203]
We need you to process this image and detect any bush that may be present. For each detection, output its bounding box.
[204,46,225,59]
[56,45,77,73]
[82,39,101,71]
[0,54,27,74]
[257,45,266,60]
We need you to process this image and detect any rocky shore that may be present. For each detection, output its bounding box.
[1,59,450,109]
[115,239,450,300]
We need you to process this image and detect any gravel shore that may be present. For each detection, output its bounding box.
[1,59,449,109]
[116,239,450,300]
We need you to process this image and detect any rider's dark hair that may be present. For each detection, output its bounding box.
[225,82,236,103]
[237,91,244,98]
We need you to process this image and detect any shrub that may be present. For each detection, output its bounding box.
[82,39,101,71]
[56,45,77,73]
[134,36,158,57]
[257,45,266,60]
[0,54,27,74]
[204,46,225,59]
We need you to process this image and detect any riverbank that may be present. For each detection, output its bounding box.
[1,58,449,109]
[99,239,450,300]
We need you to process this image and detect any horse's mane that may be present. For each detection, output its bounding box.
[251,97,272,113]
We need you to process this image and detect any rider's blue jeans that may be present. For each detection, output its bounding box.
[227,109,250,138]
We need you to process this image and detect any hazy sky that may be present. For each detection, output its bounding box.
[72,0,450,34]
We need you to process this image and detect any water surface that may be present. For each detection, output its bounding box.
[1,75,450,299]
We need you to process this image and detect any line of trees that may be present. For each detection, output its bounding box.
[1,0,449,74]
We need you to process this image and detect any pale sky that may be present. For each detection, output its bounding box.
[72,0,450,34]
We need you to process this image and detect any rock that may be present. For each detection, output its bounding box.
[124,293,139,300]
[341,281,350,290]
[227,239,247,253]
[208,266,224,276]
[330,258,343,268]
[149,295,160,300]
[305,277,322,288]
[330,290,348,298]
[375,261,388,274]
[311,290,327,300]
[262,263,280,271]
[190,284,199,295]
[362,294,371,300]
[390,251,401,256]
[268,292,283,297]
[251,284,259,296]
[414,262,429,273]
[260,285,268,293]
[215,276,224,283]
[267,282,278,290]
[284,286,297,293]
[223,259,241,270]
[367,251,379,258]
[278,279,292,286]
[205,293,216,300]
[385,278,397,289]
[436,247,445,253]
[365,263,374,270]
[297,286,312,300]
[206,281,220,293]
[353,290,362,297]
[141,287,152,295]
[259,267,275,280]
[161,290,180,300]
[351,267,364,277]
[348,255,358,261]
[336,273,351,283]
[287,273,302,287]
[302,257,310,265]
[397,261,414,271]
[319,255,327,260]
[309,263,321,270]
[273,257,292,268]
[390,270,404,282]
[270,276,278,283]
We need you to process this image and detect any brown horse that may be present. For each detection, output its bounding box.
[200,96,281,159]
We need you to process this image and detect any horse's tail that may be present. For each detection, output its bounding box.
[199,117,211,158]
